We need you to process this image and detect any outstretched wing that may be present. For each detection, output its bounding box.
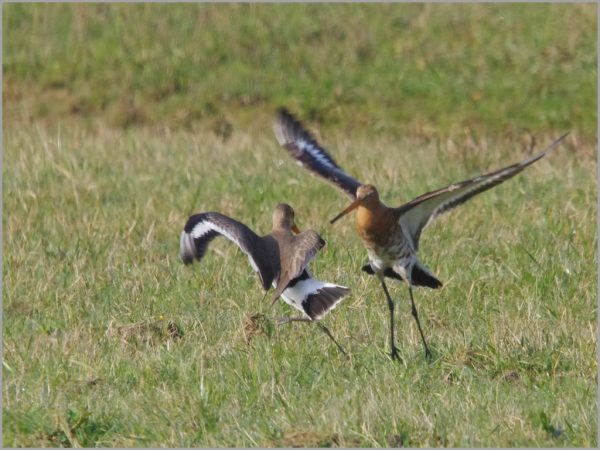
[396,133,569,250]
[180,212,278,290]
[270,230,326,304]
[273,107,362,200]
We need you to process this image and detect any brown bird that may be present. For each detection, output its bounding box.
[180,203,350,355]
[274,107,568,360]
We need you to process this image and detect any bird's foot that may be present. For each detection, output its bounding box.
[424,347,433,361]
[390,346,403,363]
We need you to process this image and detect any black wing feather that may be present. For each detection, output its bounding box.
[180,212,279,290]
[273,107,362,200]
[395,133,568,250]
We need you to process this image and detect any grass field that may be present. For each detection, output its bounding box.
[3,3,598,448]
[3,3,597,135]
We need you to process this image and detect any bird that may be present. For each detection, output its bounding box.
[180,203,350,355]
[273,107,568,360]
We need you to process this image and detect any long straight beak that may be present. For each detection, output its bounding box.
[330,198,362,224]
[291,224,301,234]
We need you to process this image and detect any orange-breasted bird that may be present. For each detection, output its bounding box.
[274,107,568,360]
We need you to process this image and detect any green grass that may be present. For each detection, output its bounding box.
[3,122,596,447]
[2,2,597,448]
[3,3,597,137]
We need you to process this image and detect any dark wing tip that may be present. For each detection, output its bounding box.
[521,131,570,167]
[273,106,311,147]
[274,107,362,200]
[276,106,293,120]
[275,106,301,126]
[179,230,197,264]
[274,107,331,160]
[179,213,221,265]
[541,131,570,154]
[274,107,292,140]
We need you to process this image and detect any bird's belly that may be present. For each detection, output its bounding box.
[366,238,414,276]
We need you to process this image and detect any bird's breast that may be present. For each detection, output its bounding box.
[355,204,397,247]
[354,205,415,273]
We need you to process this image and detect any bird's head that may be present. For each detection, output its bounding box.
[330,184,380,224]
[273,203,301,233]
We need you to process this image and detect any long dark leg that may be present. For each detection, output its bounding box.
[408,285,432,359]
[380,279,401,361]
[315,323,348,357]
[277,317,348,357]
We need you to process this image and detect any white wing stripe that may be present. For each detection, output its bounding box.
[191,220,239,247]
[298,139,338,171]
[189,219,260,274]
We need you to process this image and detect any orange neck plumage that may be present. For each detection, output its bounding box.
[355,201,396,245]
